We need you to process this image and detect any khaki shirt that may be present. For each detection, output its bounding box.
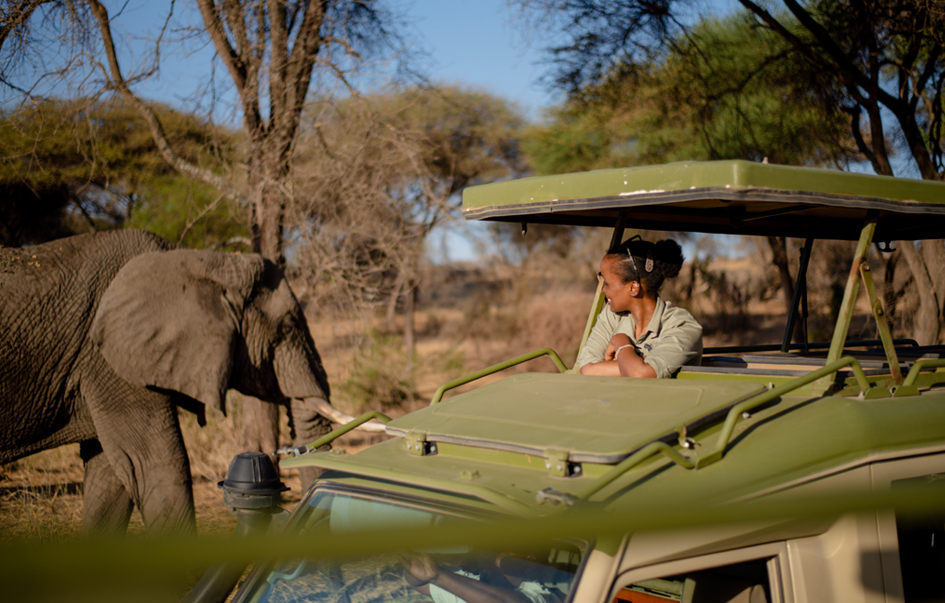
[575,297,703,378]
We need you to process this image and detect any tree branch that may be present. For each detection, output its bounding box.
[268,0,289,144]
[0,0,50,50]
[911,43,942,112]
[286,0,327,121]
[196,0,263,135]
[85,0,240,200]
[843,104,881,173]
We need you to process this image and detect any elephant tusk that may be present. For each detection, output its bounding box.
[301,396,388,432]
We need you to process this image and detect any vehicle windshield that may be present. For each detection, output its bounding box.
[245,488,585,603]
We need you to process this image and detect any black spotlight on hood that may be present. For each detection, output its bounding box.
[218,451,289,511]
[183,452,289,603]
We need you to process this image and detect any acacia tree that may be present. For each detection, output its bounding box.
[1,0,405,455]
[733,0,945,343]
[522,14,856,342]
[0,97,245,247]
[514,0,945,343]
[291,86,525,354]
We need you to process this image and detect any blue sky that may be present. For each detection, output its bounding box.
[406,0,557,118]
[98,0,557,124]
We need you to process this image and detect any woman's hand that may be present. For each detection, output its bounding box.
[582,333,656,378]
[613,342,656,378]
[605,334,632,361]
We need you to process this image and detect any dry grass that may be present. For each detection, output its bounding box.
[0,446,84,541]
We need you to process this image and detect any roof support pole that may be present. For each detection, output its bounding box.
[781,238,814,353]
[825,214,877,367]
[859,260,903,384]
[821,211,901,385]
[816,214,893,394]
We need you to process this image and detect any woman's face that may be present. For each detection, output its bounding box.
[600,255,638,313]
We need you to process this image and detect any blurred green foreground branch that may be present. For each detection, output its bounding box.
[2,482,944,602]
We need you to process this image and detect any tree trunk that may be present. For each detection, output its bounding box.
[923,240,945,342]
[386,280,402,323]
[900,241,942,345]
[242,156,290,460]
[404,281,416,357]
[879,247,900,329]
[766,236,805,343]
[251,154,289,268]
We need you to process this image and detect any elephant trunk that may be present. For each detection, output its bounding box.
[298,396,388,433]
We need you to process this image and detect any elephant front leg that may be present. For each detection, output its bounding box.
[80,440,133,537]
[83,367,197,535]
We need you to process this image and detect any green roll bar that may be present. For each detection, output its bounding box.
[893,358,945,397]
[430,348,567,404]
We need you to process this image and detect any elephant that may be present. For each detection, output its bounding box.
[0,229,379,535]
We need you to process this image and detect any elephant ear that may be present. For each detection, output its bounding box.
[90,250,260,415]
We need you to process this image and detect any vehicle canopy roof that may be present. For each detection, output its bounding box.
[462,160,945,240]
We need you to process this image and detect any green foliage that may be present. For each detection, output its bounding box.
[127,175,248,250]
[338,330,421,412]
[377,85,528,189]
[523,110,613,175]
[522,14,854,174]
[0,98,245,247]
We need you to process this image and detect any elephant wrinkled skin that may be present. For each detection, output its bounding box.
[0,230,358,535]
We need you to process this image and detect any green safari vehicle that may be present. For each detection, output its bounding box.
[207,161,945,603]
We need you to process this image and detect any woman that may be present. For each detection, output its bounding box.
[577,237,702,378]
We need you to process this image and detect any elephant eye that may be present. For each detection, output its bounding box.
[277,316,299,341]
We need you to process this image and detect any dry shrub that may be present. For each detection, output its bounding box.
[804,240,857,322]
[877,247,921,339]
[510,288,594,368]
[465,284,592,371]
[0,446,84,541]
[336,330,422,413]
[683,259,757,340]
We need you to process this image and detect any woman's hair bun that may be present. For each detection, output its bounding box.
[655,239,684,279]
[603,236,684,296]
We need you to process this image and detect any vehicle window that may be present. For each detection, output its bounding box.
[247,489,584,603]
[894,474,945,603]
[613,559,770,603]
